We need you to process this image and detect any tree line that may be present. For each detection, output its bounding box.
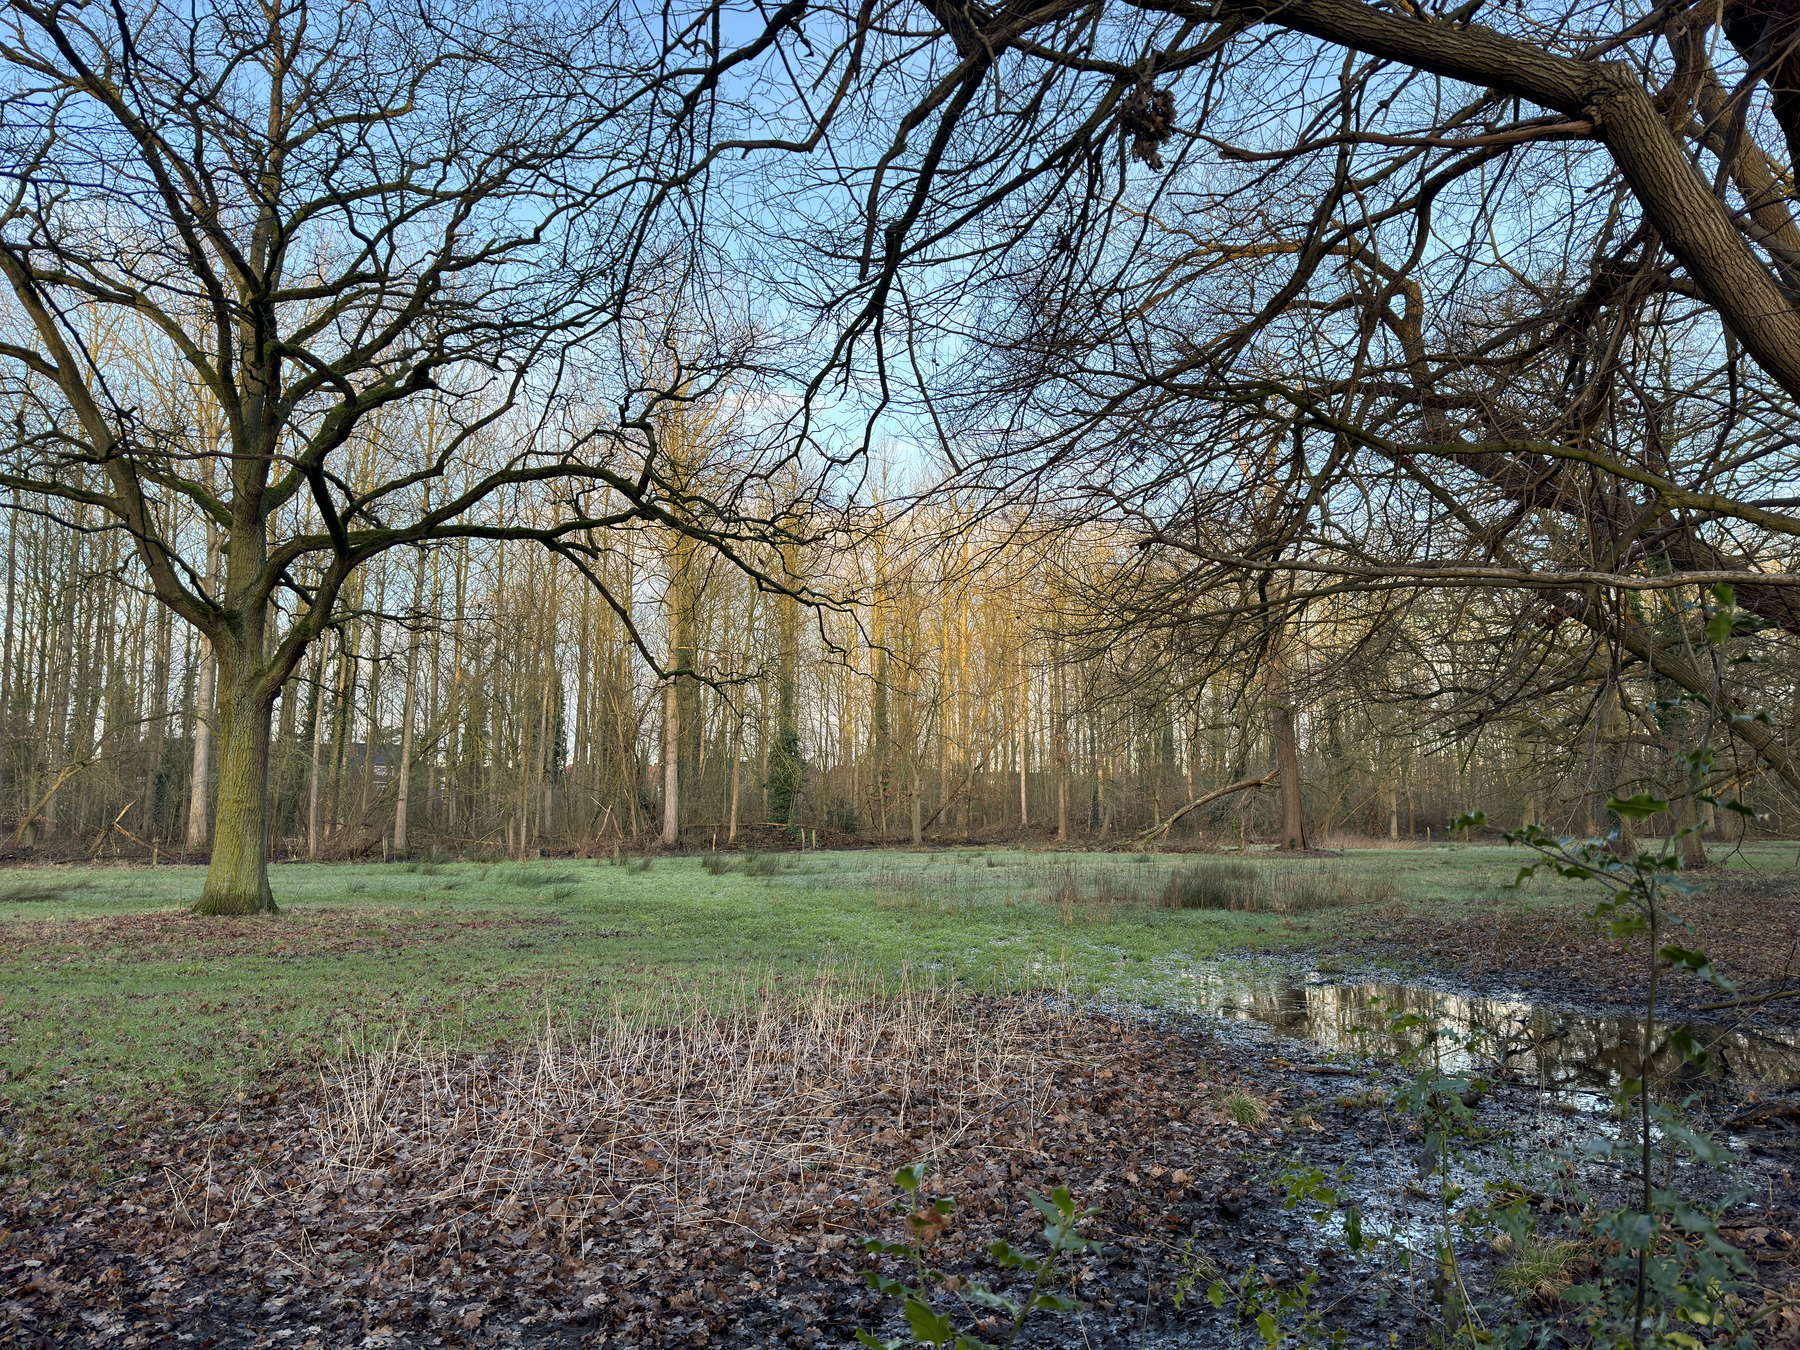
[3,479,1788,861]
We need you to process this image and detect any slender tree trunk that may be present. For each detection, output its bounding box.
[358,617,383,825]
[1264,626,1308,849]
[728,712,742,844]
[394,553,426,855]
[1055,724,1069,842]
[1676,779,1709,868]
[307,642,326,859]
[661,675,680,848]
[1271,701,1307,849]
[1018,690,1028,831]
[186,638,216,848]
[1,486,16,755]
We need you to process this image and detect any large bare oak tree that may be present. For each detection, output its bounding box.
[0,0,824,911]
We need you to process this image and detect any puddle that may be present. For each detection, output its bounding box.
[1167,967,1800,1104]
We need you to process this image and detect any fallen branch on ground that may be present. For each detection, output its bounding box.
[1133,770,1280,846]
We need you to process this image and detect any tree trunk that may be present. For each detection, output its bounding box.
[185,638,216,848]
[394,588,423,856]
[1018,706,1028,831]
[1054,725,1069,842]
[307,641,326,859]
[195,649,276,914]
[1271,702,1307,850]
[661,673,680,848]
[728,713,742,844]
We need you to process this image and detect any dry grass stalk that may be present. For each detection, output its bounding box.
[293,974,1080,1249]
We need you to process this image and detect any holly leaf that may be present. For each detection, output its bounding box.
[1668,1026,1710,1073]
[988,1239,1040,1272]
[1607,793,1668,820]
[904,1298,953,1345]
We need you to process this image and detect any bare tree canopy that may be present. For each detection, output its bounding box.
[701,0,1800,802]
[0,0,845,910]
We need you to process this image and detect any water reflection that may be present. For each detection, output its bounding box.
[1183,973,1800,1100]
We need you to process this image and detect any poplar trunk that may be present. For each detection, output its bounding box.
[185,640,216,848]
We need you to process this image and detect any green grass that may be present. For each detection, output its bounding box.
[1495,1237,1586,1304]
[0,839,1793,1173]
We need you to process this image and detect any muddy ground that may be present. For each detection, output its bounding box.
[10,871,1800,1350]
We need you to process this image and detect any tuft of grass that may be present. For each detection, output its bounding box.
[0,880,93,904]
[1496,1238,1584,1304]
[532,869,584,887]
[1161,861,1258,909]
[703,851,784,878]
[1161,861,1394,913]
[1221,1090,1268,1127]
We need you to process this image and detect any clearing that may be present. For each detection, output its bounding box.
[3,842,1799,1349]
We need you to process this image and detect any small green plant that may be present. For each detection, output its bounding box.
[627,855,654,874]
[1203,1260,1341,1349]
[1170,1238,1221,1310]
[1442,583,1767,1349]
[857,1161,1099,1349]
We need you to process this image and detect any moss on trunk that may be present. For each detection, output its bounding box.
[194,660,277,915]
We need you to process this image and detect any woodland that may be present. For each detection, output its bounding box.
[0,0,1798,900]
[7,0,1800,1346]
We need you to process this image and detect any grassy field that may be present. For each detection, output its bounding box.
[0,839,1793,1168]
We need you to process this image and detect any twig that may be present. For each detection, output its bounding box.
[1694,987,1800,1012]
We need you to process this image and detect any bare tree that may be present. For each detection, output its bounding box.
[0,0,827,910]
[725,0,1800,802]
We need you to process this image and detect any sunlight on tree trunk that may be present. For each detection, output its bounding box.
[185,638,215,849]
